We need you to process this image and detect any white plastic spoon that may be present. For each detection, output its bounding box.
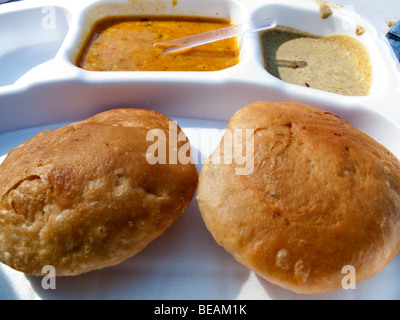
[155,17,277,54]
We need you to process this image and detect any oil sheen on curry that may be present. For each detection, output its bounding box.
[77,16,240,71]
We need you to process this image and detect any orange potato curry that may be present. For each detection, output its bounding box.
[77,16,240,71]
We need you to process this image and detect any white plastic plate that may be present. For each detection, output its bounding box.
[0,0,400,300]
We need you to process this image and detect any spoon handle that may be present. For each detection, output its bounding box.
[156,18,277,54]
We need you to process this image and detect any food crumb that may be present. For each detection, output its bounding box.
[319,4,333,19]
[316,0,337,19]
[386,20,396,28]
[356,25,365,36]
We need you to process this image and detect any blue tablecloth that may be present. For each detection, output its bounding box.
[387,21,400,62]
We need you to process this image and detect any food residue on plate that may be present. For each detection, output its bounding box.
[356,25,366,36]
[315,0,343,19]
[261,26,372,96]
[76,16,239,71]
[386,20,397,28]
